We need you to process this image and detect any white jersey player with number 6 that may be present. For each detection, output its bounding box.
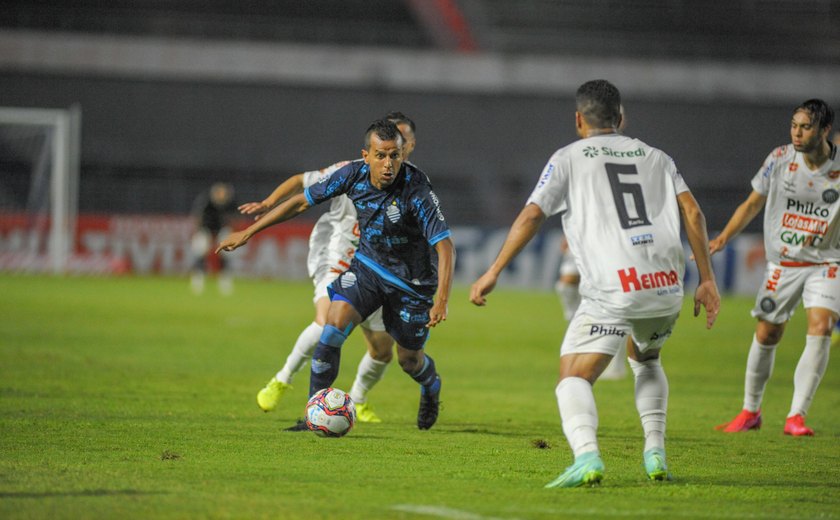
[536,133,691,318]
[555,106,630,381]
[714,99,839,437]
[471,80,720,488]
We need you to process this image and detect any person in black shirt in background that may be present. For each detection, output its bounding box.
[191,182,238,295]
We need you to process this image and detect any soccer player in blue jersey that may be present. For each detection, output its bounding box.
[217,119,454,430]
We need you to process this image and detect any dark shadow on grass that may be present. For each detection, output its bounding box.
[669,476,840,489]
[0,489,168,499]
[431,425,526,437]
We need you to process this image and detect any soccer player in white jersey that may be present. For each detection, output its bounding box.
[714,99,839,436]
[244,113,417,428]
[471,80,720,488]
[555,105,628,380]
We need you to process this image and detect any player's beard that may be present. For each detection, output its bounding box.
[792,134,823,154]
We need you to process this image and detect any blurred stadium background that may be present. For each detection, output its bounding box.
[1,0,838,289]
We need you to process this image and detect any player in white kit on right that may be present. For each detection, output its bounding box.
[471,80,719,487]
[247,113,418,428]
[714,99,839,436]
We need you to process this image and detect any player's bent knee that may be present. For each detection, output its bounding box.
[397,350,424,374]
[369,348,393,363]
[398,358,420,374]
[756,321,785,345]
[806,308,839,336]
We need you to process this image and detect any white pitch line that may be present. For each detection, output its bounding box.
[390,504,522,520]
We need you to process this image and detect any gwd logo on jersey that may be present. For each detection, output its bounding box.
[340,272,357,289]
[386,201,402,223]
[583,146,599,158]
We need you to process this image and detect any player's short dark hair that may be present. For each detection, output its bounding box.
[364,119,404,149]
[576,80,622,129]
[385,111,416,133]
[794,99,834,130]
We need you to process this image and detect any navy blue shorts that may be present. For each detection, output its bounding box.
[327,261,434,350]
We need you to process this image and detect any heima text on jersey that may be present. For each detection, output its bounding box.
[617,267,679,293]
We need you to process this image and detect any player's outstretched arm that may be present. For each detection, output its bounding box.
[470,203,546,306]
[708,190,766,255]
[427,237,455,328]
[238,173,305,220]
[216,193,311,253]
[677,191,720,329]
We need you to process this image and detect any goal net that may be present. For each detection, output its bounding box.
[0,106,80,274]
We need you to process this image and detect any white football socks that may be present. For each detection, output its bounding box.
[789,335,830,417]
[743,335,777,413]
[349,352,389,404]
[276,322,323,384]
[555,377,599,458]
[629,357,668,452]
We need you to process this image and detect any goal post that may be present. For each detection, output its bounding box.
[0,105,81,274]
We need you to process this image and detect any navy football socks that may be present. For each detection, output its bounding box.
[309,343,341,397]
[309,324,349,396]
[411,355,440,395]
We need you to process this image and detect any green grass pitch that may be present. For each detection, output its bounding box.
[1,275,838,519]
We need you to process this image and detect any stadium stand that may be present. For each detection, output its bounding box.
[0,0,838,230]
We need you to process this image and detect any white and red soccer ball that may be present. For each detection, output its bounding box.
[305,388,356,437]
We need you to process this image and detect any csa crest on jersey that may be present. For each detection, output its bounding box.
[340,272,357,289]
[386,201,401,223]
[823,189,839,204]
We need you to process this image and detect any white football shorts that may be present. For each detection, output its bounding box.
[560,298,680,357]
[751,261,840,324]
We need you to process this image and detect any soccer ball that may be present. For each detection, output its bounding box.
[305,388,356,437]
